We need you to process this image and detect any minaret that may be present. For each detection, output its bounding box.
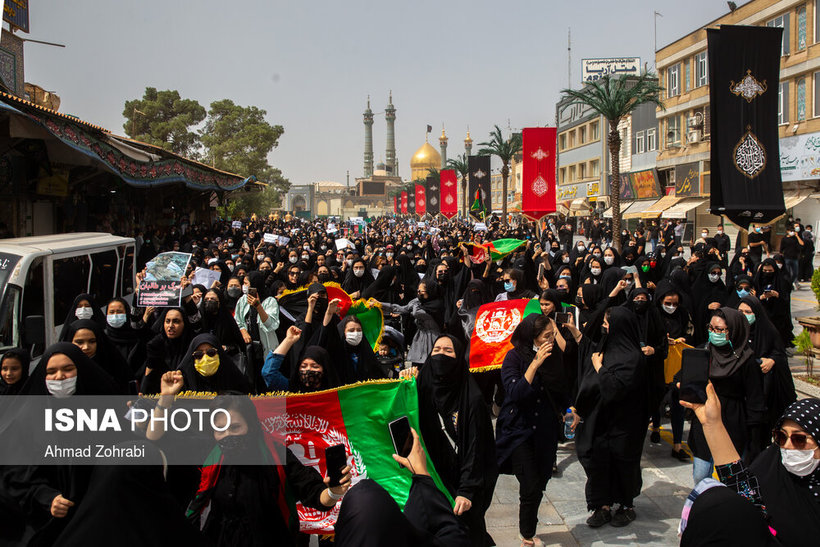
[363,96,374,177]
[439,126,448,168]
[385,91,397,176]
[464,128,473,157]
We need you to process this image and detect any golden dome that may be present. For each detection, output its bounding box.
[410,141,441,180]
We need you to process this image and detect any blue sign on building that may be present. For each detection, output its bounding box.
[3,0,29,34]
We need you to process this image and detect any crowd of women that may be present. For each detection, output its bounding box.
[0,213,817,546]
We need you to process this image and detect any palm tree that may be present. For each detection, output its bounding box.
[561,72,663,250]
[478,125,522,225]
[446,154,469,217]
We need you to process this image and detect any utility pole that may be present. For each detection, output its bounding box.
[654,11,663,67]
[567,28,572,89]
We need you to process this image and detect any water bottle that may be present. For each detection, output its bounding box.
[563,408,576,440]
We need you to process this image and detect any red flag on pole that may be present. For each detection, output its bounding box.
[415,183,426,215]
[440,169,458,219]
[393,196,397,214]
[400,191,408,214]
[522,127,557,221]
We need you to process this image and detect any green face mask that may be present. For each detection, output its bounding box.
[708,331,730,347]
[744,313,756,325]
[641,264,650,273]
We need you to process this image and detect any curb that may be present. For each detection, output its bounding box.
[793,375,820,399]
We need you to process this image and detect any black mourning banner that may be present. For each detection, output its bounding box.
[406,185,416,215]
[468,155,491,220]
[708,25,785,228]
[426,175,440,216]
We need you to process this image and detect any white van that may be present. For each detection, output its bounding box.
[0,233,136,361]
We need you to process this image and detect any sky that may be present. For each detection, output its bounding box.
[21,0,744,187]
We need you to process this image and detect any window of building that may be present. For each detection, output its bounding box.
[590,159,600,176]
[559,167,566,183]
[684,60,691,92]
[569,165,576,181]
[667,116,680,145]
[579,163,586,179]
[590,120,599,140]
[620,128,629,157]
[779,81,790,124]
[579,125,586,144]
[816,0,820,43]
[667,64,680,97]
[798,4,807,50]
[569,129,576,148]
[767,13,791,55]
[647,128,657,151]
[815,72,820,116]
[635,130,645,154]
[559,133,566,151]
[695,51,708,87]
[798,77,807,120]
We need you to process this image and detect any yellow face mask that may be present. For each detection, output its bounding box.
[194,354,220,377]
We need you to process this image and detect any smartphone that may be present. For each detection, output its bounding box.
[388,416,413,458]
[537,262,545,280]
[325,444,347,487]
[555,312,571,324]
[680,348,710,405]
[248,287,258,298]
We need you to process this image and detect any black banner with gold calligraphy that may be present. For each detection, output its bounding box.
[708,25,785,228]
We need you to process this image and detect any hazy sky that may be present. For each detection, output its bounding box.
[22,0,742,186]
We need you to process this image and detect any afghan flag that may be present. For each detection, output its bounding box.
[257,380,451,534]
[470,187,487,219]
[400,191,408,214]
[462,238,526,264]
[469,298,541,371]
[439,169,458,219]
[346,298,384,351]
[414,183,426,215]
[522,127,557,220]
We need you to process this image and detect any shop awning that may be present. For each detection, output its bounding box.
[643,194,682,217]
[623,199,659,219]
[784,192,810,209]
[603,201,634,218]
[557,201,571,215]
[662,198,707,219]
[570,198,587,210]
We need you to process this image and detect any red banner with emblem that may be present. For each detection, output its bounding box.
[393,196,398,214]
[440,169,458,219]
[414,183,426,215]
[400,191,408,214]
[522,127,557,221]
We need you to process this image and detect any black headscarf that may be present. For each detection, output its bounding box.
[62,319,133,392]
[177,333,251,393]
[20,342,119,395]
[337,316,385,384]
[708,308,755,379]
[0,348,29,396]
[102,297,140,351]
[58,293,106,341]
[680,485,776,547]
[198,289,245,350]
[287,345,339,393]
[690,262,727,345]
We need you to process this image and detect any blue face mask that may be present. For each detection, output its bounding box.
[504,281,515,292]
[708,331,730,347]
[745,313,756,325]
[736,288,750,299]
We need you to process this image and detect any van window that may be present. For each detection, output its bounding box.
[21,258,44,318]
[90,249,118,303]
[53,255,90,325]
[120,245,135,295]
[0,285,20,349]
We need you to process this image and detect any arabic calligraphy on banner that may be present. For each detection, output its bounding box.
[581,57,641,83]
[674,162,700,197]
[557,184,583,200]
[780,131,820,181]
[609,169,662,200]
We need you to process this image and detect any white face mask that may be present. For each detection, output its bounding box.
[590,267,601,276]
[708,273,721,283]
[386,252,394,259]
[662,304,678,315]
[562,257,570,264]
[353,269,364,278]
[604,256,614,265]
[75,307,94,320]
[345,331,363,346]
[107,313,127,328]
[701,232,708,238]
[346,259,354,267]
[780,447,820,477]
[257,254,265,261]
[242,285,249,294]
[289,256,298,264]
[46,376,77,398]
[532,343,540,352]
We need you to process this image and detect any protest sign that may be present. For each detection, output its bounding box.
[327,223,337,234]
[277,235,290,246]
[137,252,192,307]
[192,268,221,288]
[263,233,277,243]
[335,238,353,251]
[474,222,487,231]
[231,221,242,229]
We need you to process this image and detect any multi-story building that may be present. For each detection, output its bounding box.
[555,97,606,217]
[656,0,820,244]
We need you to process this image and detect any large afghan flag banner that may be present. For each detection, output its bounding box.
[462,238,526,264]
[440,169,458,218]
[400,191,408,214]
[522,127,557,220]
[468,155,491,221]
[469,298,541,371]
[425,174,440,216]
[707,25,785,228]
[256,380,452,534]
[414,183,426,215]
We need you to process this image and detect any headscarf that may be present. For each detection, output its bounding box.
[287,345,339,392]
[708,308,755,379]
[62,319,133,392]
[20,342,119,395]
[242,271,268,341]
[0,348,30,396]
[102,297,140,350]
[198,289,245,350]
[176,333,251,393]
[777,397,820,499]
[336,316,384,384]
[57,293,106,341]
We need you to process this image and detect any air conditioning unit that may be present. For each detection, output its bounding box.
[688,111,704,128]
[688,130,702,144]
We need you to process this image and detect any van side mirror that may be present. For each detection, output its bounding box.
[23,315,45,346]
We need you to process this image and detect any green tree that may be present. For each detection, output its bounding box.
[561,73,663,250]
[201,99,289,196]
[478,126,522,225]
[445,154,469,217]
[123,87,206,157]
[228,175,289,218]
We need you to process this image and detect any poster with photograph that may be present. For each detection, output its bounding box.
[137,252,192,307]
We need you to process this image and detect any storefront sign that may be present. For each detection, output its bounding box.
[780,132,820,181]
[674,162,700,197]
[557,183,585,200]
[582,57,641,83]
[587,182,599,197]
[609,168,661,200]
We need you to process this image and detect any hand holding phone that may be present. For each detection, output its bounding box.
[680,348,710,405]
[555,312,571,325]
[248,287,258,298]
[389,416,413,458]
[324,444,347,487]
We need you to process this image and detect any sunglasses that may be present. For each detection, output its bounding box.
[192,348,218,360]
[773,429,815,450]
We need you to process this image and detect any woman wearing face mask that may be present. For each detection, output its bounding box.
[571,307,648,528]
[416,335,498,546]
[140,308,195,395]
[495,269,536,302]
[690,262,728,346]
[63,319,132,394]
[335,316,384,384]
[177,333,251,393]
[198,290,245,356]
[496,315,576,545]
[57,293,106,342]
[103,297,142,369]
[753,258,793,348]
[738,295,796,451]
[183,390,350,546]
[681,389,820,546]
[381,281,444,368]
[601,247,622,270]
[341,258,375,300]
[235,272,280,358]
[223,276,243,314]
[0,348,29,396]
[688,309,766,484]
[580,257,604,285]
